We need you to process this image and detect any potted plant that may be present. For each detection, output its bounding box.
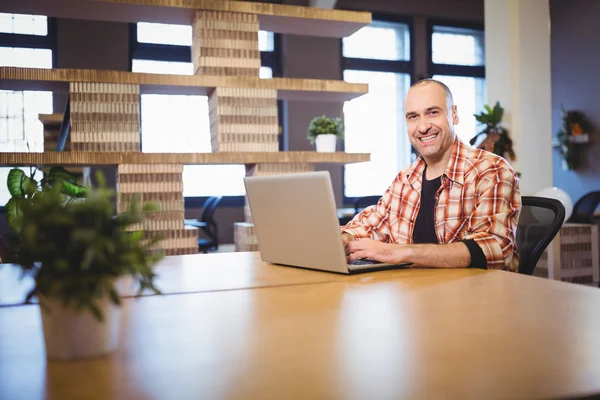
[2,169,164,361]
[556,107,593,170]
[307,115,344,152]
[471,101,516,161]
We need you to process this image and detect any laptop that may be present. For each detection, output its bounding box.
[243,171,411,275]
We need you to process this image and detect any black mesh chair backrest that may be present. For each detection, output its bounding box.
[354,195,381,215]
[516,196,565,275]
[567,191,600,224]
[200,196,221,225]
[201,195,222,240]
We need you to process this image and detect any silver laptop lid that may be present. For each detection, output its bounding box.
[243,171,350,274]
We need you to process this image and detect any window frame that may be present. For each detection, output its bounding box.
[427,19,485,79]
[427,19,486,147]
[0,14,57,209]
[0,15,57,66]
[339,13,415,206]
[128,23,283,208]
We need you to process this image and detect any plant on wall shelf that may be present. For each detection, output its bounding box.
[307,115,344,152]
[556,107,593,170]
[470,101,516,162]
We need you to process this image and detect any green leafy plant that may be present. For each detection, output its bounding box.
[307,115,344,144]
[471,101,516,161]
[5,166,86,234]
[556,107,593,170]
[3,170,164,321]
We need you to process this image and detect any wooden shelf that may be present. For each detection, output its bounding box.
[0,152,370,166]
[38,113,65,126]
[0,0,371,38]
[0,68,368,102]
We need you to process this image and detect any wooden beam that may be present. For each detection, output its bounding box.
[0,68,368,102]
[0,152,370,166]
[0,0,370,38]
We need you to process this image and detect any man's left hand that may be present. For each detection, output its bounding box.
[346,239,410,264]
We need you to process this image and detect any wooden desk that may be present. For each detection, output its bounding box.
[1,269,600,399]
[1,252,466,306]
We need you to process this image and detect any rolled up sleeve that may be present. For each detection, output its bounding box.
[462,169,521,272]
[341,185,395,243]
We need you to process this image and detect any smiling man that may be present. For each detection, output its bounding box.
[342,79,522,271]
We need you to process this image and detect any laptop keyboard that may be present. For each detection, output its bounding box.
[348,258,381,266]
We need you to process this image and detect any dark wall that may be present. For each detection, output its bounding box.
[550,0,600,205]
[282,34,345,204]
[54,18,132,195]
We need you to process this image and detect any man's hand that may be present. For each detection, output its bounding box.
[345,239,411,264]
[346,239,474,268]
[342,233,355,256]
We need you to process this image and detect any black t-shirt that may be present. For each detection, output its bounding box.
[412,167,487,269]
[412,172,441,244]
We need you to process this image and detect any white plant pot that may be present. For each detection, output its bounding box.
[40,294,121,361]
[315,134,337,153]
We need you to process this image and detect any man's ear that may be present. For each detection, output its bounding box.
[452,105,459,125]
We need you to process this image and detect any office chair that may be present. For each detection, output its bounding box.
[567,191,600,224]
[197,196,222,253]
[353,195,381,215]
[516,196,565,275]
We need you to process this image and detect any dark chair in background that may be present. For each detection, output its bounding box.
[185,196,223,253]
[567,191,600,224]
[339,195,382,226]
[516,196,565,275]
[353,195,381,215]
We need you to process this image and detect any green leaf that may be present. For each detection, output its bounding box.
[7,169,25,197]
[109,288,121,306]
[5,197,24,233]
[89,302,103,322]
[95,170,106,188]
[62,181,87,198]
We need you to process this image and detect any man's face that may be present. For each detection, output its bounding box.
[404,83,459,159]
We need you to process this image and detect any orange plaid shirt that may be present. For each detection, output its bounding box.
[342,137,522,271]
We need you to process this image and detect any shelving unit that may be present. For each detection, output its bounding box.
[0,152,370,166]
[0,0,373,254]
[0,68,368,101]
[0,0,371,37]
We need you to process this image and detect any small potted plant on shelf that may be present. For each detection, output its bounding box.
[307,115,344,153]
[1,168,164,361]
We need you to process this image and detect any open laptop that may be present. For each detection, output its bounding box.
[243,171,411,274]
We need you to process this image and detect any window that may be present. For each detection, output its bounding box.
[429,23,486,144]
[0,13,54,205]
[130,22,279,200]
[342,19,412,199]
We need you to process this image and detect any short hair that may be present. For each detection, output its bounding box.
[410,78,454,109]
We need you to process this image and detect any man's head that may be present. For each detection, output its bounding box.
[404,79,459,161]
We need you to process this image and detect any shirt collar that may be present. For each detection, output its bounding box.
[402,136,466,188]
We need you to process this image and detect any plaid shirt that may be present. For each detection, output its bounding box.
[342,137,522,271]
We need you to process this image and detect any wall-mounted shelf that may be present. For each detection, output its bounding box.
[552,133,590,148]
[0,0,371,38]
[0,152,370,166]
[0,68,368,102]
